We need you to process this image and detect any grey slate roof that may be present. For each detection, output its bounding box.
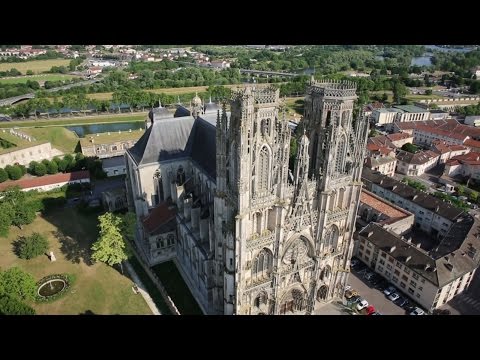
[174,105,191,118]
[148,106,172,121]
[362,167,463,221]
[127,111,221,179]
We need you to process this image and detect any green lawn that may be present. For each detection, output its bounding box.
[22,127,79,154]
[0,59,70,74]
[152,261,203,315]
[0,207,152,315]
[0,113,148,129]
[0,74,77,85]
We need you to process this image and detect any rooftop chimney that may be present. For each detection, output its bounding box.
[416,243,421,249]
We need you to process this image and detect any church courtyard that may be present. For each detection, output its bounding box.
[0,207,151,315]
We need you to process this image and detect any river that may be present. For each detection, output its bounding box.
[66,121,145,137]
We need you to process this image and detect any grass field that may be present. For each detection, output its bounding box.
[0,129,45,155]
[79,129,143,147]
[0,59,70,75]
[0,207,151,315]
[0,112,148,129]
[22,127,79,154]
[0,74,77,85]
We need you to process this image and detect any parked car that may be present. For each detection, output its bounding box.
[409,307,425,315]
[383,286,396,296]
[345,290,359,299]
[356,299,369,311]
[395,297,409,308]
[364,272,375,281]
[365,305,376,315]
[387,292,400,302]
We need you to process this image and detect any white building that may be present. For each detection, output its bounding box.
[395,150,440,176]
[356,222,478,312]
[362,167,463,237]
[413,125,469,146]
[0,142,59,167]
[0,170,90,192]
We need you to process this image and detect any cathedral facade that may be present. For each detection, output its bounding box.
[125,80,369,315]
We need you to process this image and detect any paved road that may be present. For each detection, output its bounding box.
[125,261,160,315]
[347,270,406,315]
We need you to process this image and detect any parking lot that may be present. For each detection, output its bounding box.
[348,269,406,315]
[343,258,430,315]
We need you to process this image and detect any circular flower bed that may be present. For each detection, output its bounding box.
[36,274,72,302]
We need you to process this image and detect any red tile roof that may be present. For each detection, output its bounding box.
[415,124,469,141]
[386,132,412,142]
[142,202,176,234]
[360,190,411,222]
[464,138,480,149]
[447,152,480,166]
[0,170,90,192]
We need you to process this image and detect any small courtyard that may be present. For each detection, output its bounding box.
[0,206,151,315]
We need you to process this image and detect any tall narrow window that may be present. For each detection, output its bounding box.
[258,146,269,191]
[310,132,318,175]
[335,136,346,173]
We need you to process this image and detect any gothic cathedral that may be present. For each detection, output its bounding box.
[216,79,368,314]
[125,79,368,315]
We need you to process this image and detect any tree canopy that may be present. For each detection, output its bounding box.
[91,213,129,267]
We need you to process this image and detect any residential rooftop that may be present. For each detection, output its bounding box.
[362,167,464,221]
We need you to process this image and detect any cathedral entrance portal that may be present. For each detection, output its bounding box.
[279,289,305,314]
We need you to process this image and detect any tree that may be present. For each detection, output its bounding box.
[425,89,433,95]
[393,82,408,104]
[91,213,129,273]
[2,187,36,229]
[0,267,36,301]
[6,165,22,180]
[469,190,478,203]
[33,163,47,176]
[0,294,36,315]
[26,70,34,76]
[0,202,14,237]
[16,232,49,260]
[401,143,419,153]
[119,212,136,242]
[0,168,7,183]
[457,185,465,196]
[46,161,58,174]
[57,159,69,172]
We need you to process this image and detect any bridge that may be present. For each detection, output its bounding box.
[239,69,299,78]
[0,78,102,107]
[0,93,35,106]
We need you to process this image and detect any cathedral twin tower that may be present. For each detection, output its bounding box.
[215,79,369,314]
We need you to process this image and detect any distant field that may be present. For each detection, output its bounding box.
[0,74,76,84]
[0,112,148,129]
[22,127,79,154]
[0,59,70,74]
[86,84,240,102]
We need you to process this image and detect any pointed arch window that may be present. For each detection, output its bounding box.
[252,248,273,279]
[335,136,346,173]
[257,146,270,192]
